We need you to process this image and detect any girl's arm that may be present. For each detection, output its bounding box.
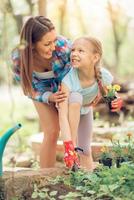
[58,83,72,141]
[98,68,123,112]
[58,84,80,169]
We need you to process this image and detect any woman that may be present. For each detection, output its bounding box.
[12,16,72,168]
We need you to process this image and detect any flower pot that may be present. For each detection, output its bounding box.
[99,158,112,168]
[104,96,117,111]
[116,157,125,168]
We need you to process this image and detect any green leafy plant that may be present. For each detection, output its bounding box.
[112,142,125,168]
[124,132,134,162]
[32,184,57,200]
[110,132,134,167]
[30,159,134,200]
[55,163,134,199]
[111,140,124,158]
[59,192,82,199]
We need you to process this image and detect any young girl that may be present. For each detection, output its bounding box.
[58,37,122,170]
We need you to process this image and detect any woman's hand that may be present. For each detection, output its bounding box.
[48,90,67,103]
[111,97,123,112]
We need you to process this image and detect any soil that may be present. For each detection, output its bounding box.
[19,183,78,200]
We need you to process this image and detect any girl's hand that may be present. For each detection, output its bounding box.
[48,91,67,103]
[111,97,123,112]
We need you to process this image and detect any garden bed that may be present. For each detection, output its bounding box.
[1,162,134,200]
[1,131,134,200]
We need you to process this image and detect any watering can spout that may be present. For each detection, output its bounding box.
[0,123,22,176]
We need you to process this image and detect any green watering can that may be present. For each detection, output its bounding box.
[0,123,22,176]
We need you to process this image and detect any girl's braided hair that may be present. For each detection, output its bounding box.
[84,37,107,96]
[19,16,55,96]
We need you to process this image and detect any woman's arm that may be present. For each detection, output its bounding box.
[11,48,67,104]
[31,89,67,104]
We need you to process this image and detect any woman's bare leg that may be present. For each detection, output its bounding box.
[33,101,59,168]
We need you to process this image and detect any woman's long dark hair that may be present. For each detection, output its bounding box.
[20,16,55,96]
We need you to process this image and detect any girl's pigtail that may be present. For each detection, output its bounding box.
[94,65,107,97]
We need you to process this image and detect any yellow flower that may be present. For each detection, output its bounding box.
[106,84,121,98]
[113,84,121,92]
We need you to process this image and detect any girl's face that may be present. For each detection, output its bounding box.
[70,39,98,69]
[34,29,57,59]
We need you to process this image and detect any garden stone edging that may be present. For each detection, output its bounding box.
[2,167,68,200]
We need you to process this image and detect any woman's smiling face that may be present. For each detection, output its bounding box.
[34,29,57,59]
